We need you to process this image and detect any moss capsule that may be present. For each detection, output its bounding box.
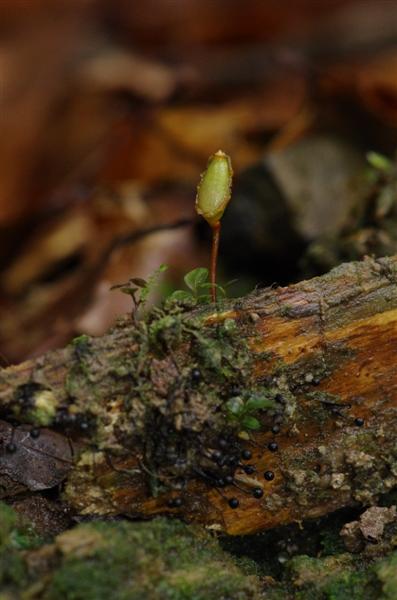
[196,150,233,302]
[196,150,233,227]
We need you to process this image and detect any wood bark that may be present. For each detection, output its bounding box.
[1,254,397,535]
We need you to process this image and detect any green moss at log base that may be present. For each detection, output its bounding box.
[282,554,382,600]
[46,520,260,600]
[264,551,397,599]
[5,500,397,599]
[0,502,43,594]
[0,503,261,600]
[377,553,397,600]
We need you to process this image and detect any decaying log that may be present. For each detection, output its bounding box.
[1,254,397,535]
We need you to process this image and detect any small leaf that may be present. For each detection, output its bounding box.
[245,396,275,411]
[375,186,396,219]
[119,286,138,296]
[110,281,129,290]
[168,290,194,303]
[140,264,168,305]
[196,293,212,304]
[198,283,226,296]
[367,151,393,173]
[184,267,209,292]
[226,397,244,416]
[130,278,147,288]
[241,415,261,430]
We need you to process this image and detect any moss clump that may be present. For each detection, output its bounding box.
[0,502,17,544]
[265,553,385,600]
[0,502,29,592]
[41,518,261,600]
[377,552,397,599]
[0,505,261,599]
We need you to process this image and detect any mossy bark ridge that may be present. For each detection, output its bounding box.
[1,255,397,535]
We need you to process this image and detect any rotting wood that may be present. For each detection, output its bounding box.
[1,254,397,535]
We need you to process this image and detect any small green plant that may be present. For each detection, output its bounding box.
[111,264,168,316]
[366,151,393,173]
[366,151,397,220]
[226,394,275,431]
[196,150,233,302]
[167,267,226,306]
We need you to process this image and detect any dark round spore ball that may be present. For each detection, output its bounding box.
[191,368,201,383]
[218,438,228,449]
[30,428,40,439]
[241,449,252,461]
[6,443,16,453]
[354,417,365,427]
[228,498,239,509]
[211,450,222,462]
[264,471,275,481]
[79,419,89,431]
[225,475,234,485]
[168,497,182,508]
[217,478,226,488]
[272,425,280,434]
[253,487,264,498]
[268,441,278,452]
[243,465,255,475]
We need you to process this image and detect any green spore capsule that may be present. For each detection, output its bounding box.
[195,150,233,302]
[196,150,233,227]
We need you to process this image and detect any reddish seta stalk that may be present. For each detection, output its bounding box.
[210,222,221,302]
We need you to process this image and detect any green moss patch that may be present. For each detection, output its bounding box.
[0,506,261,600]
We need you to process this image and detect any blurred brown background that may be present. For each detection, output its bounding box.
[3,0,397,362]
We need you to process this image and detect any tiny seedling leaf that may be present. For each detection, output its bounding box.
[241,415,261,430]
[168,290,194,303]
[367,151,393,173]
[140,264,168,305]
[184,267,209,292]
[196,293,212,304]
[198,282,226,296]
[119,286,138,296]
[130,278,147,288]
[245,395,275,411]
